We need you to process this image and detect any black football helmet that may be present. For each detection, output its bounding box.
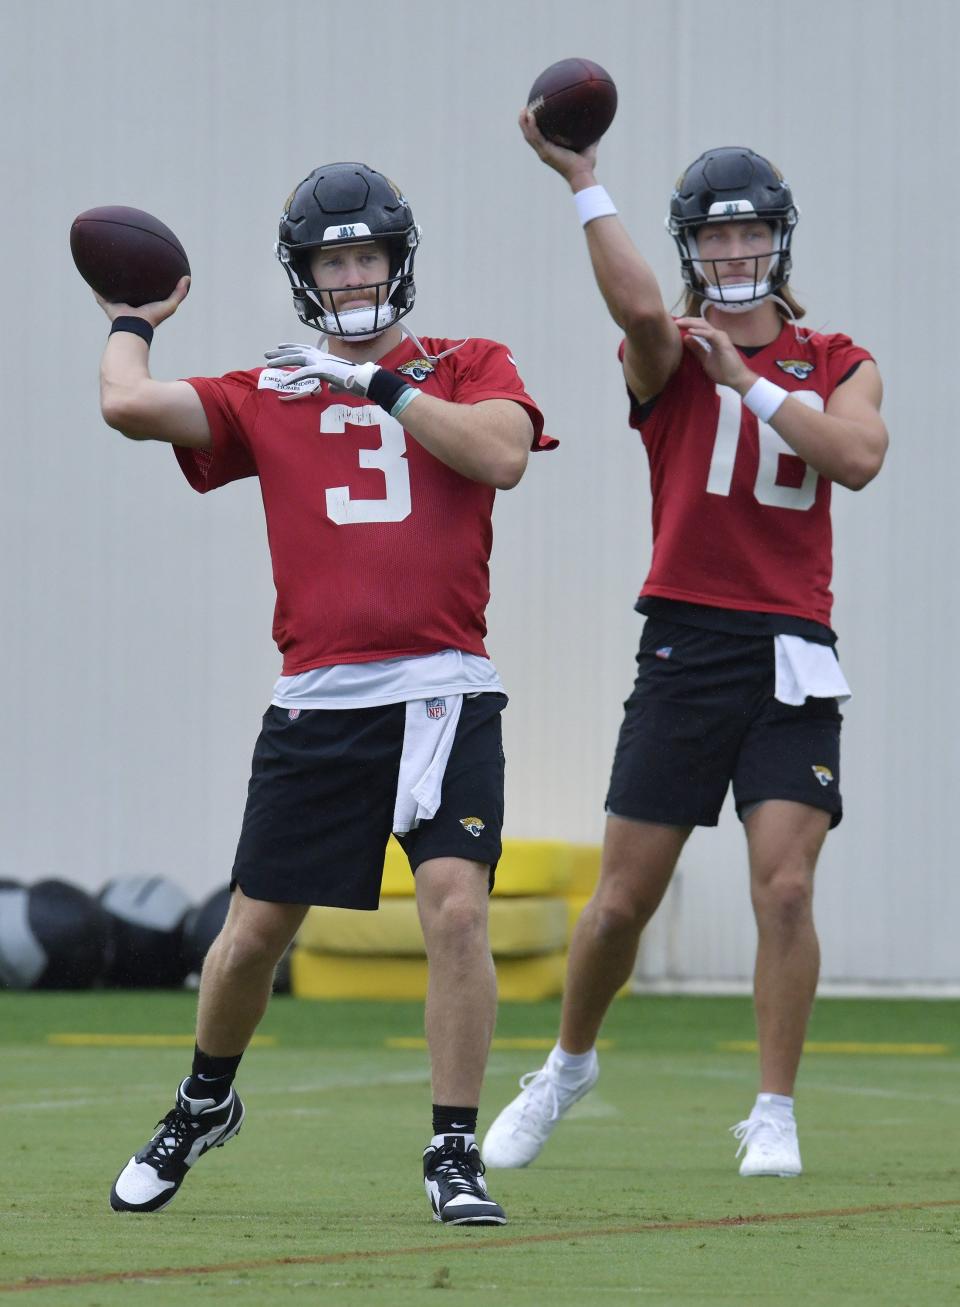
[667,147,799,312]
[276,162,420,338]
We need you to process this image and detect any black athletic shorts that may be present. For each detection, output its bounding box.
[231,692,507,908]
[605,619,843,828]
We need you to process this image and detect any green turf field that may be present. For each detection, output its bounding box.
[1,992,958,1305]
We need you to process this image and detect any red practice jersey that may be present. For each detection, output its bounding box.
[178,335,546,674]
[622,321,873,627]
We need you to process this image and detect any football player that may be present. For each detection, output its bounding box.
[97,162,553,1226]
[483,124,887,1179]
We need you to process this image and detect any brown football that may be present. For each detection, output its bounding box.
[527,58,618,152]
[70,206,190,306]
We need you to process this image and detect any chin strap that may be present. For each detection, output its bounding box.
[701,294,811,345]
[768,294,812,344]
[398,322,468,364]
[289,320,469,364]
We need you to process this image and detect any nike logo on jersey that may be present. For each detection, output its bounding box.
[776,359,815,380]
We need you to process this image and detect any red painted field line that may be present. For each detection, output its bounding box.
[3,1199,960,1293]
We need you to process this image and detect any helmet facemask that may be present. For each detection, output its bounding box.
[278,227,419,340]
[681,216,791,314]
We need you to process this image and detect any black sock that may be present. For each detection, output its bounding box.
[432,1104,478,1137]
[185,1045,243,1103]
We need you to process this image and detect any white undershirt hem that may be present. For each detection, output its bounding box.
[271,649,504,710]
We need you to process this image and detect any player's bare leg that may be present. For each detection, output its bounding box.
[415,857,497,1104]
[745,800,828,1094]
[196,887,309,1055]
[732,800,829,1177]
[559,815,691,1052]
[483,816,688,1168]
[111,887,306,1213]
[416,857,504,1224]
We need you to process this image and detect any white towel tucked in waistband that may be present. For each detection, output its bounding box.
[773,634,851,706]
[392,695,463,834]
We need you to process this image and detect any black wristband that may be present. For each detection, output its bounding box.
[110,316,154,345]
[365,367,412,413]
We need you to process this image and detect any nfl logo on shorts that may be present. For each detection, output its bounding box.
[426,698,446,720]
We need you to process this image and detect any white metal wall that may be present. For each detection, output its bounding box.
[0,0,956,987]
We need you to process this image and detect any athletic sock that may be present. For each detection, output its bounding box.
[432,1104,478,1137]
[185,1045,244,1104]
[549,1043,596,1078]
[755,1092,794,1116]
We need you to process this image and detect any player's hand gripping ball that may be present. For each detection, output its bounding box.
[70,206,190,306]
[526,58,617,152]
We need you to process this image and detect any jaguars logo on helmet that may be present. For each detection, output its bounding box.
[667,146,799,314]
[276,162,421,340]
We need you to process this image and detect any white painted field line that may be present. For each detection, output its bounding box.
[0,1067,434,1114]
[670,1062,960,1107]
[0,1097,109,1112]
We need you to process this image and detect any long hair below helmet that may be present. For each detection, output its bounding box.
[667,147,799,313]
[276,162,420,338]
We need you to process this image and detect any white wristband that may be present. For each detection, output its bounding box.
[574,185,617,226]
[742,377,788,424]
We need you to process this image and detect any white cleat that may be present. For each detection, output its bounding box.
[482,1051,599,1168]
[731,1110,802,1177]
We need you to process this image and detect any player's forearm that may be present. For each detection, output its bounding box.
[400,395,531,489]
[99,333,156,439]
[769,403,888,490]
[583,216,668,334]
[733,371,888,489]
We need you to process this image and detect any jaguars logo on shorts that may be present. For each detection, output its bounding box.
[776,359,815,380]
[460,816,486,838]
[811,765,834,787]
[398,357,435,383]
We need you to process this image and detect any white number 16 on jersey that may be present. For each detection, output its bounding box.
[706,386,823,510]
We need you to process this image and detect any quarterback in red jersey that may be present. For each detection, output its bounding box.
[484,129,887,1180]
[95,162,549,1226]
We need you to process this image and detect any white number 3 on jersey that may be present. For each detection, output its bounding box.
[320,404,412,524]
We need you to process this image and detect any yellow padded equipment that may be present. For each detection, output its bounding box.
[379,838,575,897]
[298,897,568,957]
[567,844,602,896]
[290,948,566,1001]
